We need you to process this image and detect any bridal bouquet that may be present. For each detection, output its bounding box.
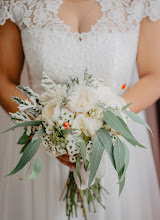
[1,70,151,220]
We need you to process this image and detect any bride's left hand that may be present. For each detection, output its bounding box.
[57,155,76,169]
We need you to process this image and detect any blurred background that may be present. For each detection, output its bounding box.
[0,64,160,184]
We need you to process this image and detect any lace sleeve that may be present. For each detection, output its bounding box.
[145,0,160,22]
[0,0,16,26]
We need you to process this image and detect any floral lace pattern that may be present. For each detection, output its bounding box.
[0,0,160,96]
[0,0,160,34]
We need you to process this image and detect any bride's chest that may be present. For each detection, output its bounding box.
[21,28,139,92]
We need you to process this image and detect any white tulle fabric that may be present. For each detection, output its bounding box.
[0,0,160,220]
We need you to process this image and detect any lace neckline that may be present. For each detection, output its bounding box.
[54,0,106,40]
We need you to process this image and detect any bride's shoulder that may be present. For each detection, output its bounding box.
[0,0,160,31]
[105,0,160,31]
[127,0,160,22]
[0,0,59,28]
[0,0,31,27]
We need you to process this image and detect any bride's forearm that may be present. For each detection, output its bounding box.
[123,74,160,113]
[0,79,26,114]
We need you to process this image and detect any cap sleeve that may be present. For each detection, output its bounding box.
[145,0,160,22]
[0,0,16,26]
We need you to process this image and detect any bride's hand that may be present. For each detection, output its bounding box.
[57,155,76,169]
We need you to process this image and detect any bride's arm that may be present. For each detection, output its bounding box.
[123,18,160,113]
[0,20,25,113]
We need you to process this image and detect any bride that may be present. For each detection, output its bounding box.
[0,0,160,219]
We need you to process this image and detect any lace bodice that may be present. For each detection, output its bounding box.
[0,0,160,93]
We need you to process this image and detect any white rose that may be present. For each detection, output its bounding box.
[96,85,126,109]
[89,106,103,120]
[67,86,97,113]
[42,100,60,124]
[72,114,102,137]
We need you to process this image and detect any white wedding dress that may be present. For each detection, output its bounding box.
[0,0,160,220]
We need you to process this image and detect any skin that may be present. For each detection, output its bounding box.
[0,0,160,168]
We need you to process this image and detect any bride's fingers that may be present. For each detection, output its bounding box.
[58,155,70,162]
[57,157,76,169]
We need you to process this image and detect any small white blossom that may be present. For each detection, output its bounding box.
[56,145,66,155]
[86,142,92,153]
[60,107,74,122]
[42,140,49,149]
[45,125,54,135]
[45,135,50,142]
[69,156,76,163]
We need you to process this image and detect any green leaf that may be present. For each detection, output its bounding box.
[61,129,76,135]
[17,129,30,145]
[76,153,82,185]
[103,110,134,141]
[97,128,116,169]
[19,162,32,181]
[119,142,130,183]
[1,121,42,134]
[79,140,87,170]
[119,177,125,196]
[6,138,41,176]
[122,103,133,111]
[114,138,125,180]
[108,109,122,119]
[19,141,31,154]
[117,117,145,148]
[28,157,42,179]
[32,128,45,142]
[88,136,104,187]
[126,111,152,134]
[103,110,145,148]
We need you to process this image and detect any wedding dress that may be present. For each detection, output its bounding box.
[0,0,160,220]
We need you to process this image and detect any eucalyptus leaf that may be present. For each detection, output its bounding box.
[103,110,145,148]
[76,153,82,185]
[117,117,145,148]
[126,111,152,134]
[122,103,133,111]
[19,162,32,181]
[6,138,41,176]
[97,128,116,169]
[17,129,30,145]
[61,129,76,135]
[113,110,123,119]
[119,177,125,196]
[32,128,45,142]
[103,110,135,142]
[119,142,130,183]
[114,138,125,180]
[28,157,42,179]
[108,109,122,119]
[1,120,42,134]
[79,140,87,170]
[88,136,104,187]
[19,141,31,154]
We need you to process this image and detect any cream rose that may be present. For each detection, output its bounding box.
[96,85,126,109]
[67,86,97,113]
[42,100,60,124]
[89,106,103,120]
[72,114,103,137]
